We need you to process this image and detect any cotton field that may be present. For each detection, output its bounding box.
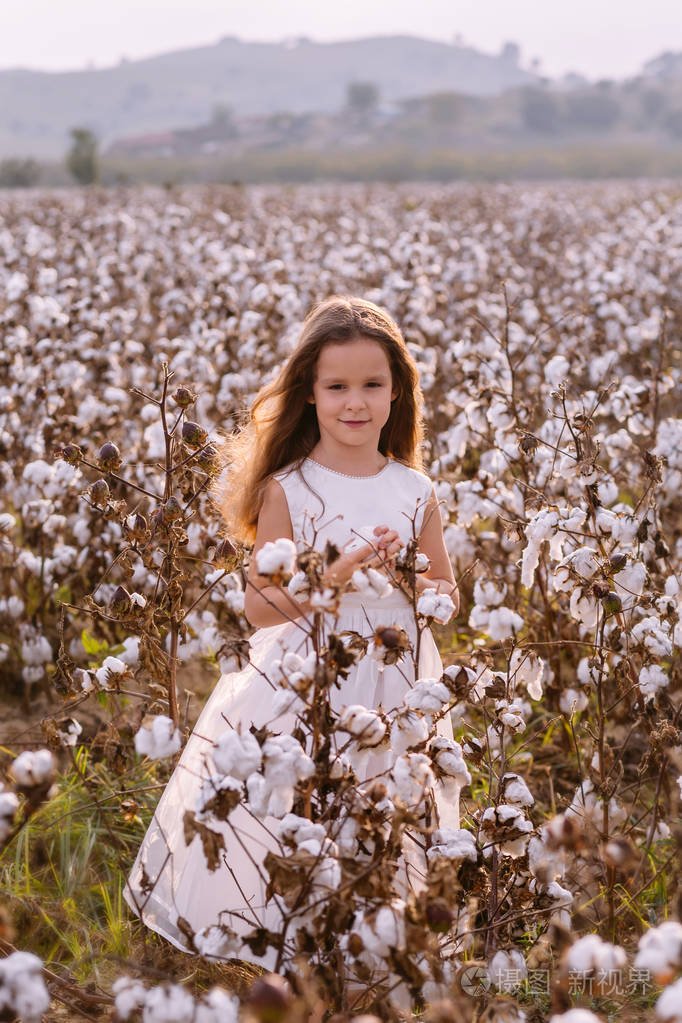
[0,181,681,1023]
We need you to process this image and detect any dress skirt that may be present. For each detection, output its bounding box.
[123,591,460,971]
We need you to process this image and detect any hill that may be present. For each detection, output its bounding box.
[0,34,538,159]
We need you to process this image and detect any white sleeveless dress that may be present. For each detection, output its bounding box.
[124,457,460,969]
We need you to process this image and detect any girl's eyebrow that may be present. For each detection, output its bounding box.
[317,372,391,384]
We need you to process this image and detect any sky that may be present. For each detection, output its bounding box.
[2,0,681,80]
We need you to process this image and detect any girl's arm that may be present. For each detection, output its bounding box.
[415,488,459,614]
[244,478,305,628]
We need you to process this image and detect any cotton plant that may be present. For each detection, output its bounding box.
[174,579,482,1003]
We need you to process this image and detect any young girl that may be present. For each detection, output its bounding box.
[124,295,461,969]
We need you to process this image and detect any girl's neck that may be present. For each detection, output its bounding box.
[308,442,388,478]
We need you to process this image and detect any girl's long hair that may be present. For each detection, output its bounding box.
[216,295,424,543]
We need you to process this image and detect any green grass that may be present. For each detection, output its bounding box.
[2,759,159,980]
[1,756,260,1001]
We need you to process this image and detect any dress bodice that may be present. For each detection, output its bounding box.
[273,457,433,554]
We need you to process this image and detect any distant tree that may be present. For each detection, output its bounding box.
[428,92,462,124]
[0,157,41,188]
[346,81,379,114]
[642,51,682,80]
[564,91,621,130]
[640,88,667,120]
[66,127,98,185]
[664,109,682,138]
[520,87,558,133]
[211,102,233,127]
[500,42,520,67]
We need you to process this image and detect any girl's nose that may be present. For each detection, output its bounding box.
[345,390,367,409]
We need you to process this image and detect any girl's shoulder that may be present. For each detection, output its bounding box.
[386,459,434,494]
[272,459,302,485]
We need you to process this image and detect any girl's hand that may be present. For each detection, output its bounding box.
[325,526,401,586]
[366,525,401,566]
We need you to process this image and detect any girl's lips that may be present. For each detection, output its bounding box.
[341,420,369,426]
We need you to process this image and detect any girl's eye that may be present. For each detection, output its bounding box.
[327,382,385,390]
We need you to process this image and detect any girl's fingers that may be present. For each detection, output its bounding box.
[375,528,399,550]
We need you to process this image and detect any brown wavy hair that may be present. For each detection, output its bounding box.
[215,295,424,543]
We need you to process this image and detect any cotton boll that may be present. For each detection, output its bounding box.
[656,977,682,1022]
[350,900,406,961]
[272,650,317,692]
[119,635,140,666]
[553,546,600,592]
[57,717,82,747]
[417,588,456,624]
[0,595,24,619]
[528,831,567,883]
[255,537,297,578]
[500,773,534,806]
[565,933,626,977]
[495,696,529,733]
[404,677,450,715]
[194,988,240,1023]
[577,657,602,687]
[632,617,673,657]
[141,983,195,1023]
[569,590,599,629]
[566,779,626,832]
[0,788,20,842]
[309,587,337,611]
[246,734,315,819]
[20,634,52,666]
[488,948,527,991]
[113,976,148,1019]
[638,664,669,702]
[429,736,471,785]
[549,1011,602,1023]
[212,729,262,779]
[95,655,127,688]
[195,773,243,822]
[545,354,570,387]
[352,567,393,599]
[390,709,430,755]
[560,688,589,715]
[473,577,507,608]
[134,716,181,760]
[338,705,387,748]
[486,607,524,641]
[443,524,476,567]
[427,826,477,862]
[193,924,242,960]
[480,804,533,858]
[635,921,682,984]
[612,559,647,603]
[0,951,51,1023]
[277,813,326,848]
[287,570,310,599]
[390,753,435,809]
[9,749,55,787]
[521,508,560,588]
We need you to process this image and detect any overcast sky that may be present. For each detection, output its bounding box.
[3,0,681,80]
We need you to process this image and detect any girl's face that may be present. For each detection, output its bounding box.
[310,337,396,453]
